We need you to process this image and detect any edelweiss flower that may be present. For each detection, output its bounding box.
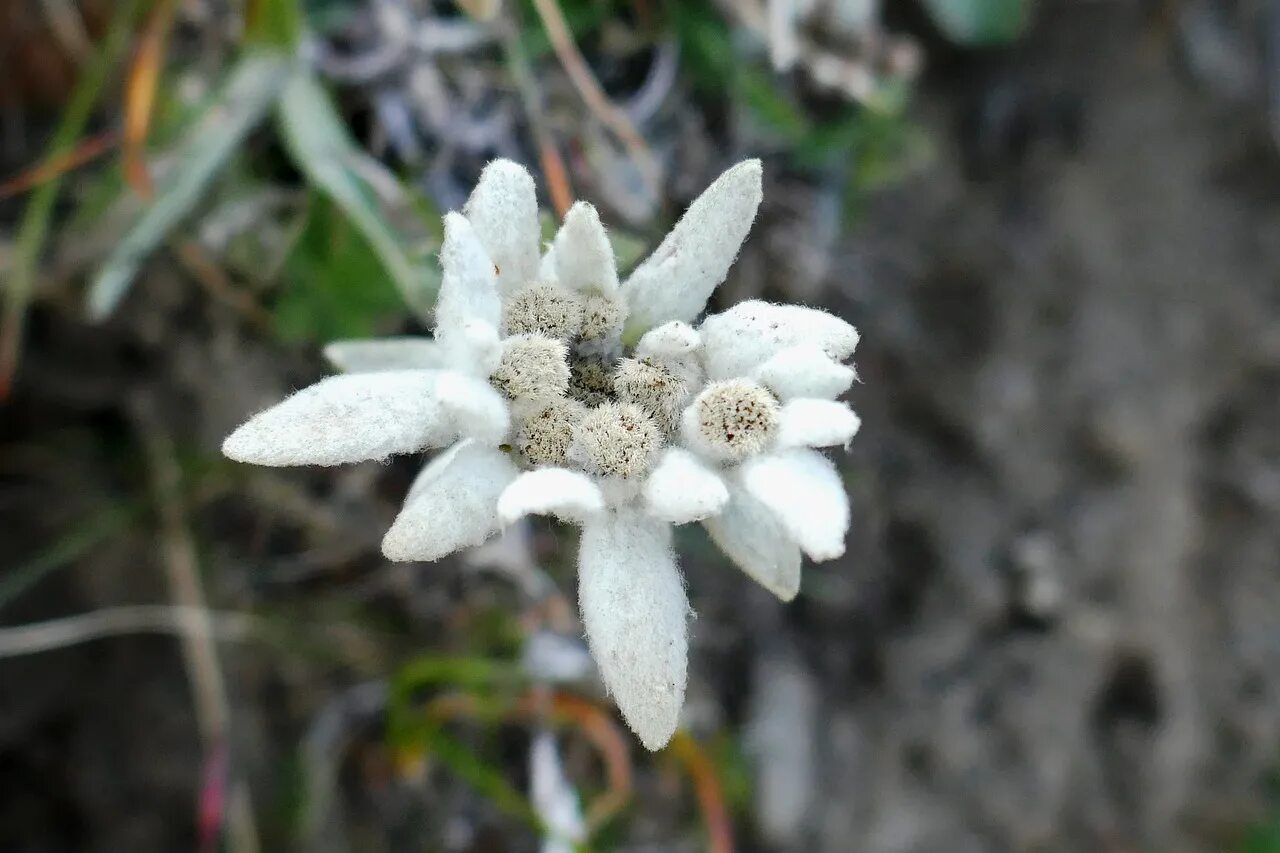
[223,158,860,750]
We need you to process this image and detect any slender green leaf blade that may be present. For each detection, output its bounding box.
[244,0,302,49]
[87,52,292,319]
[276,72,439,321]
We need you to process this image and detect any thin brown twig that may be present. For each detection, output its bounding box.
[123,0,178,197]
[169,239,275,333]
[669,731,735,853]
[527,0,661,198]
[0,129,121,201]
[500,16,574,220]
[0,605,257,657]
[132,396,260,853]
[420,688,635,831]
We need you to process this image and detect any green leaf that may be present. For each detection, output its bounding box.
[738,68,810,141]
[272,194,407,342]
[87,52,292,319]
[245,0,303,49]
[922,0,1030,46]
[424,729,544,830]
[276,72,440,322]
[0,503,142,612]
[670,1,735,95]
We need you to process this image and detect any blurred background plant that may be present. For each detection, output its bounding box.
[5,0,1280,851]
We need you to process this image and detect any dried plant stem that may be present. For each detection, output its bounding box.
[123,0,179,196]
[500,17,574,219]
[0,129,121,201]
[527,0,661,198]
[0,605,256,657]
[670,731,735,853]
[170,239,274,333]
[133,396,260,853]
[0,0,140,399]
[38,0,94,63]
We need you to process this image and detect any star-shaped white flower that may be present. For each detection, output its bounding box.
[222,158,860,751]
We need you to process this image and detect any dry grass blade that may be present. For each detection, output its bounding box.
[132,394,260,853]
[543,692,633,831]
[0,605,256,657]
[0,0,141,399]
[87,52,292,320]
[669,731,735,853]
[420,688,635,834]
[170,239,274,333]
[501,18,574,219]
[123,0,178,197]
[38,0,94,63]
[0,129,120,202]
[527,0,662,198]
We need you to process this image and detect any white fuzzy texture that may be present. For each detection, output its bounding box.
[444,320,503,377]
[223,370,489,466]
[642,447,729,524]
[434,370,511,445]
[436,212,501,335]
[635,321,700,360]
[578,510,688,750]
[381,441,517,561]
[463,159,541,294]
[740,449,849,561]
[775,400,862,449]
[753,344,855,400]
[550,202,619,297]
[703,480,802,601]
[323,338,444,373]
[700,301,860,381]
[498,468,606,524]
[621,160,763,338]
[529,733,586,853]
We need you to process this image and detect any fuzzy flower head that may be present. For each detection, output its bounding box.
[222,158,861,750]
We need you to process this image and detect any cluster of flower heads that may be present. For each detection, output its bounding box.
[223,159,861,749]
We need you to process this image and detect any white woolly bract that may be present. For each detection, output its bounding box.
[550,202,619,297]
[222,370,491,466]
[740,449,849,561]
[434,371,511,444]
[642,447,728,524]
[578,510,688,750]
[498,468,606,524]
[529,733,586,853]
[323,338,444,374]
[463,159,541,294]
[621,160,763,339]
[435,213,501,361]
[445,319,502,377]
[700,300,860,381]
[381,441,517,562]
[702,480,802,601]
[753,344,855,400]
[775,399,861,449]
[635,321,700,360]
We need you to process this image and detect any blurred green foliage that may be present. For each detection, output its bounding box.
[273,195,408,342]
[922,0,1030,46]
[672,1,929,218]
[1242,822,1280,853]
